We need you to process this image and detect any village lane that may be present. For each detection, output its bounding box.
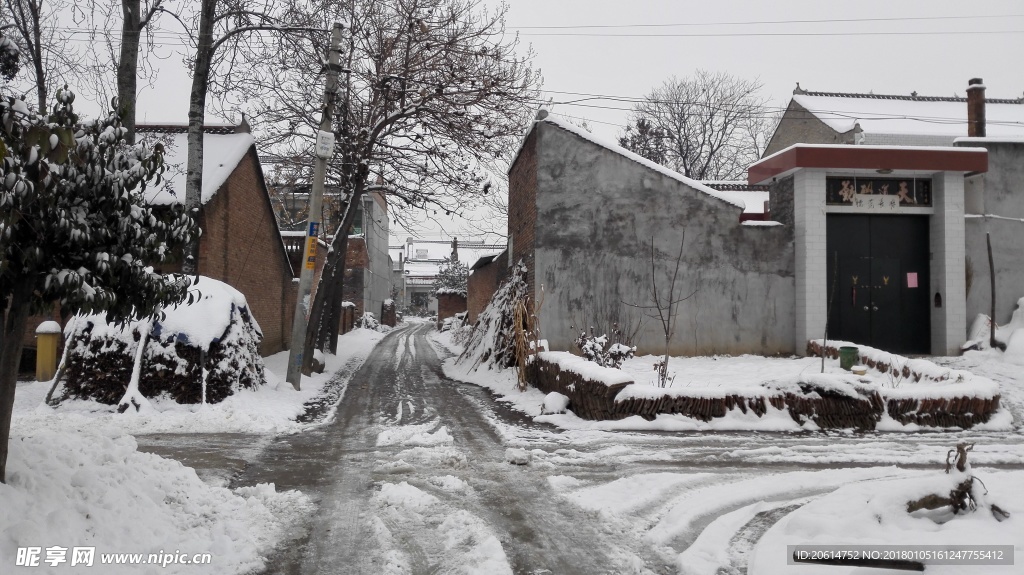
[243,321,672,575]
[138,321,1024,575]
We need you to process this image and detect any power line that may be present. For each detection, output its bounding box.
[518,30,1024,38]
[510,14,1024,29]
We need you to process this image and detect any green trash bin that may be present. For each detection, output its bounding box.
[839,346,859,371]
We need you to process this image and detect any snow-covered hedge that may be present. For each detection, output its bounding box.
[55,276,265,406]
[458,263,530,370]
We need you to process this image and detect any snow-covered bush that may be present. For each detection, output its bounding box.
[355,311,392,332]
[55,277,265,407]
[458,263,530,370]
[573,328,636,369]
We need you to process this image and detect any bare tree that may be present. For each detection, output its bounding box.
[1,0,84,114]
[175,0,322,273]
[625,235,697,387]
[116,0,168,143]
[620,70,774,180]
[230,0,539,370]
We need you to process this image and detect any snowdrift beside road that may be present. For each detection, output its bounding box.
[0,431,311,574]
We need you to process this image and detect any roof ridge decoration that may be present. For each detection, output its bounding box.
[795,89,1023,105]
[136,123,238,135]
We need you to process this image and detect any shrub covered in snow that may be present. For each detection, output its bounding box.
[355,311,393,333]
[573,328,636,369]
[55,276,265,407]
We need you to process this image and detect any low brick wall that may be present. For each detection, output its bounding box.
[532,355,630,420]
[437,293,467,329]
[528,353,1000,429]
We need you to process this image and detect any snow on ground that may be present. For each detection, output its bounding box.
[542,463,1024,575]
[367,413,513,574]
[12,328,385,435]
[0,431,312,574]
[751,469,1024,575]
[435,331,1019,432]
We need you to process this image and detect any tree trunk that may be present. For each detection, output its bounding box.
[0,282,34,483]
[182,0,218,274]
[118,0,143,144]
[303,190,361,373]
[987,232,1000,350]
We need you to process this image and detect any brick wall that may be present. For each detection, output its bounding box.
[196,149,295,356]
[467,250,508,324]
[508,126,538,296]
[343,238,369,318]
[437,293,467,328]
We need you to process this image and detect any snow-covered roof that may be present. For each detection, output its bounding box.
[524,114,748,211]
[137,131,256,206]
[954,136,1024,144]
[792,93,1024,138]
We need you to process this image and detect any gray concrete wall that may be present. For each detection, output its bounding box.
[533,122,796,356]
[363,194,393,318]
[764,99,855,157]
[960,141,1024,325]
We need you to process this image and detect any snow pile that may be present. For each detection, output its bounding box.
[541,392,570,415]
[964,296,1024,365]
[0,431,312,574]
[376,422,454,448]
[810,339,989,387]
[505,448,532,465]
[56,276,264,407]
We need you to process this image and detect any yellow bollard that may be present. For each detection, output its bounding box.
[35,321,62,382]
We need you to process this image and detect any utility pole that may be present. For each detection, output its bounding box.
[287,22,345,390]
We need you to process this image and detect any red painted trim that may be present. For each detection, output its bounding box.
[748,146,988,185]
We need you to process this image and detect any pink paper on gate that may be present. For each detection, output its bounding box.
[907,273,918,288]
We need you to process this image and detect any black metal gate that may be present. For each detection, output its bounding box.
[825,215,931,354]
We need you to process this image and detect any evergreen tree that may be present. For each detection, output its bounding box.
[431,256,468,298]
[0,88,197,483]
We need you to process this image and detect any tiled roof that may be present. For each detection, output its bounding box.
[136,123,238,134]
[793,87,1023,105]
[702,181,770,192]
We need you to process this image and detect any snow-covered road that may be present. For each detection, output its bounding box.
[138,323,1024,574]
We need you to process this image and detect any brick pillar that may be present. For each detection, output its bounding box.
[967,78,986,138]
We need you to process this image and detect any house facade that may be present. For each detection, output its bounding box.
[765,78,1024,337]
[749,144,987,356]
[341,191,394,320]
[507,112,795,356]
[765,79,1024,156]
[139,123,299,356]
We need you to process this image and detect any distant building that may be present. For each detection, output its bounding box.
[391,238,505,315]
[766,80,1024,156]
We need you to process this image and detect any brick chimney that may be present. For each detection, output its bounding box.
[967,78,986,137]
[451,237,459,260]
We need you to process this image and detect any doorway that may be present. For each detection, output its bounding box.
[825,215,931,354]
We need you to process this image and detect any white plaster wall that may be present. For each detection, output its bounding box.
[930,172,967,354]
[793,169,827,355]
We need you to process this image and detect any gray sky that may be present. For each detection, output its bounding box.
[81,0,1024,243]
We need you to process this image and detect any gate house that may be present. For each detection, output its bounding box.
[749,144,988,356]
